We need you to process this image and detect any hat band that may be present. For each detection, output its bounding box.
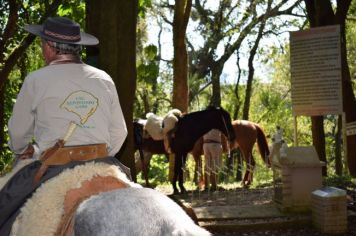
[44,29,80,42]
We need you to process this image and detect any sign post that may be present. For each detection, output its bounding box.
[290,25,344,167]
[290,25,342,117]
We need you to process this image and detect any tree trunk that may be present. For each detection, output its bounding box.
[210,64,223,106]
[335,115,342,175]
[305,0,356,175]
[339,15,356,176]
[311,116,327,175]
[172,0,192,113]
[86,0,138,180]
[233,54,242,120]
[0,87,4,151]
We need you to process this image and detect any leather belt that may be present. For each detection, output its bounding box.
[204,139,221,144]
[33,143,108,185]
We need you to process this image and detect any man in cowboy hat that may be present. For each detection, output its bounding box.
[0,16,128,235]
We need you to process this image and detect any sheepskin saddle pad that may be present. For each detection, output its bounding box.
[10,162,142,236]
[144,109,182,141]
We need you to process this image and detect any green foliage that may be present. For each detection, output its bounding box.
[57,0,86,27]
[138,0,152,18]
[136,154,169,186]
[137,44,159,84]
[346,1,356,92]
[147,154,169,184]
[134,42,174,118]
[323,174,355,189]
[0,149,15,176]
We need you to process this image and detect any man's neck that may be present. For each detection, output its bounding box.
[48,54,82,65]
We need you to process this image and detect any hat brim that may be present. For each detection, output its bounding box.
[24,24,99,46]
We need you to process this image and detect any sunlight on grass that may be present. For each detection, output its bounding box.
[0,156,15,176]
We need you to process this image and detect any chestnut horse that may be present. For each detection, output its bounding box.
[231,120,270,185]
[191,120,270,186]
[134,107,236,194]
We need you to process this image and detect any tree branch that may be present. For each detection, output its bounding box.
[0,0,18,62]
[0,0,62,90]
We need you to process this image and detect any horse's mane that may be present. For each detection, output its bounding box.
[206,105,221,110]
[179,107,228,125]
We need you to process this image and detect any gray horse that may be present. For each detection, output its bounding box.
[74,187,211,236]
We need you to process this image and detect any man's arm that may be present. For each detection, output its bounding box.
[108,86,127,156]
[8,78,35,154]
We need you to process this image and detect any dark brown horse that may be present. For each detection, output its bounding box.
[133,130,205,188]
[134,107,236,194]
[133,123,168,186]
[191,120,270,186]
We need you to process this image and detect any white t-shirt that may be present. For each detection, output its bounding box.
[203,129,221,143]
[8,63,127,158]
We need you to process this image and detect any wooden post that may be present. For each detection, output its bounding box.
[169,153,175,182]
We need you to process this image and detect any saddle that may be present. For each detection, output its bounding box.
[57,175,128,235]
[144,109,182,141]
[10,162,139,236]
[33,142,108,185]
[144,109,182,154]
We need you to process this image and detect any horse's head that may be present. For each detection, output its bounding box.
[218,108,236,142]
[206,106,235,142]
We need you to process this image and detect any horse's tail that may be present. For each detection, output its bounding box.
[133,121,143,150]
[255,124,270,166]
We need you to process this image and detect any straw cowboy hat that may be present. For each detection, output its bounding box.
[24,16,98,45]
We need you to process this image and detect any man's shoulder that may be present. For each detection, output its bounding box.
[82,63,105,74]
[82,64,113,81]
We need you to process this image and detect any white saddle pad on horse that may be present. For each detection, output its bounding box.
[145,112,164,140]
[10,162,141,236]
[144,109,182,141]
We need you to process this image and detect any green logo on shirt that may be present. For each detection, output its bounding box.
[60,90,99,124]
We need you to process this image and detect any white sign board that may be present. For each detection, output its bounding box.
[290,25,343,116]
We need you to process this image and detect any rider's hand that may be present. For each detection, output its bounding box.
[18,144,34,160]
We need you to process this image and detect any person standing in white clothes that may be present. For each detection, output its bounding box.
[203,129,222,191]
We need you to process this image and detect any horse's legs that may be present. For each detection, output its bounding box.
[193,154,198,183]
[234,149,243,181]
[193,154,204,189]
[178,170,186,194]
[178,154,187,194]
[243,153,255,186]
[172,173,179,195]
[171,154,180,194]
[139,149,151,187]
